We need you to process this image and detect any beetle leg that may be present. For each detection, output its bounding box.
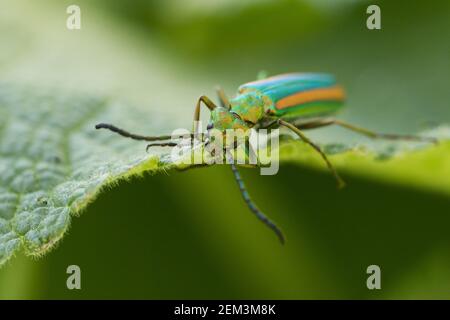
[215,86,231,109]
[278,119,345,189]
[331,119,438,144]
[291,118,335,130]
[293,118,438,144]
[193,95,218,139]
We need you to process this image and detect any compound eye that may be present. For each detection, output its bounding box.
[207,123,214,130]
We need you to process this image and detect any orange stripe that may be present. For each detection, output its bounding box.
[276,86,345,110]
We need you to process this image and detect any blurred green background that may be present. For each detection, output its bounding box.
[1,0,450,299]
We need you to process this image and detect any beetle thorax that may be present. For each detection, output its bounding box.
[229,91,265,124]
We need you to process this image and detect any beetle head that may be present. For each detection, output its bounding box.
[206,107,250,149]
[207,107,248,132]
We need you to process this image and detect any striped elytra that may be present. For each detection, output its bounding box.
[237,73,345,119]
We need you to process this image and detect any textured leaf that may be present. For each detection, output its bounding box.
[0,85,167,266]
[280,132,450,196]
[0,84,448,267]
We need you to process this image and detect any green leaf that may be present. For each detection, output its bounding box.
[0,85,166,266]
[0,84,449,267]
[280,134,450,196]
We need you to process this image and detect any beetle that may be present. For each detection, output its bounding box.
[96,72,436,244]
